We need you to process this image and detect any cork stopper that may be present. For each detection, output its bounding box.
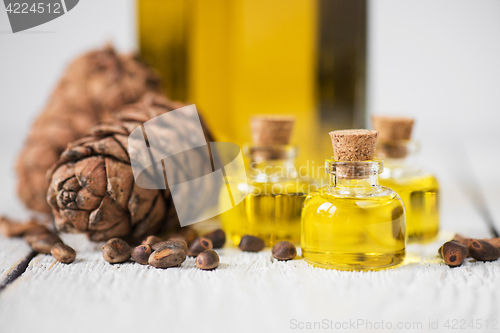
[328,130,378,179]
[371,115,414,141]
[329,130,378,161]
[250,115,295,146]
[371,115,415,158]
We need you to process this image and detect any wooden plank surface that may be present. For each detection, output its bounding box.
[463,132,500,235]
[0,234,499,333]
[0,235,34,291]
[428,149,492,238]
[0,149,498,333]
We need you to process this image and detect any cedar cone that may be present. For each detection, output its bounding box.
[47,93,214,242]
[17,45,161,213]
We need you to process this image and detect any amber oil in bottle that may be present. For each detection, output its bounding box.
[221,116,311,246]
[372,116,439,243]
[301,130,406,271]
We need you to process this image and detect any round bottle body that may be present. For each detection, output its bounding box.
[380,171,439,243]
[220,145,311,246]
[222,179,309,246]
[301,185,406,271]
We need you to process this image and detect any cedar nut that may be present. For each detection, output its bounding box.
[31,232,62,254]
[51,243,76,264]
[196,249,219,270]
[187,237,213,257]
[152,239,188,252]
[239,235,265,252]
[142,235,162,247]
[469,239,500,261]
[440,241,468,267]
[102,238,131,264]
[272,241,297,261]
[132,244,152,265]
[149,240,187,268]
[204,229,226,249]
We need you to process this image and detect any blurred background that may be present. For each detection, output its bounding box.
[1,0,499,232]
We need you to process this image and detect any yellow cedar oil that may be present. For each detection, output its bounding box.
[372,115,440,243]
[302,130,406,271]
[221,116,312,246]
[222,179,310,246]
[301,162,406,270]
[380,167,439,243]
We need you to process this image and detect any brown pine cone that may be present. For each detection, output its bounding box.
[47,94,214,242]
[17,45,161,213]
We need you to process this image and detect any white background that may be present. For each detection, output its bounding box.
[0,0,499,221]
[367,0,500,163]
[367,0,500,231]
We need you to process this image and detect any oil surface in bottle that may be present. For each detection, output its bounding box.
[221,180,308,246]
[380,173,439,243]
[301,187,406,271]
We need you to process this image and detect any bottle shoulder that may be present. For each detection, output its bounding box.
[305,185,401,204]
[244,177,313,195]
[380,170,439,190]
[303,186,404,213]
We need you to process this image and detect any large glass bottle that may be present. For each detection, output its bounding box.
[137,0,368,177]
[372,116,439,243]
[301,130,406,270]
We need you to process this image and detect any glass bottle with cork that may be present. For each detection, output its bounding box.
[301,130,406,270]
[221,116,311,246]
[372,116,439,243]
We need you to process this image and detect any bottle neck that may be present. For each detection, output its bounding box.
[381,156,421,179]
[330,174,379,195]
[250,159,296,177]
[246,145,298,181]
[377,140,420,178]
[326,158,382,195]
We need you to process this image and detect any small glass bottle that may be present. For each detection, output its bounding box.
[301,130,406,271]
[372,116,439,243]
[221,116,311,246]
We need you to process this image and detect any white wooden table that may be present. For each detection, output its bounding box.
[0,141,499,333]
